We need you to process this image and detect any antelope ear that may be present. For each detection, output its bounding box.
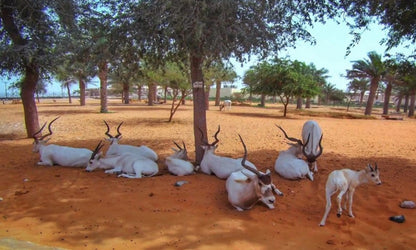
[366,164,374,172]
[265,169,271,175]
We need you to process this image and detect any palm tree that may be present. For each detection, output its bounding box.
[347,51,386,115]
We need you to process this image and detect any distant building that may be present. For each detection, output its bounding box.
[208,87,239,98]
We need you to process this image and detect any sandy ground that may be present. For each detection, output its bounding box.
[0,98,415,250]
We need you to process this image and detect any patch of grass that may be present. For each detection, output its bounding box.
[294,109,376,119]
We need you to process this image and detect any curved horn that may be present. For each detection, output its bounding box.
[182,141,187,152]
[275,124,302,145]
[173,141,182,150]
[238,134,261,177]
[103,120,113,138]
[303,133,323,163]
[374,162,378,171]
[198,127,209,145]
[115,122,123,138]
[210,125,221,146]
[39,116,60,141]
[32,122,47,140]
[90,141,104,160]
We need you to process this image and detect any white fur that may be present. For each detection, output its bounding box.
[226,168,283,211]
[274,144,313,181]
[301,120,323,172]
[33,141,92,167]
[165,142,195,176]
[319,164,381,226]
[86,152,158,179]
[200,145,257,179]
[106,137,158,161]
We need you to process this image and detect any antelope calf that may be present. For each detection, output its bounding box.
[165,141,196,176]
[319,163,381,226]
[226,135,283,211]
[32,117,92,167]
[199,126,257,179]
[103,121,158,161]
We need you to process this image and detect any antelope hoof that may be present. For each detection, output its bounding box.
[337,213,341,218]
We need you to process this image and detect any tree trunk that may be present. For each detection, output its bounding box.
[190,54,207,164]
[66,84,72,104]
[164,86,168,103]
[296,97,302,109]
[123,82,129,104]
[404,95,409,113]
[408,93,415,117]
[79,78,86,106]
[395,95,402,112]
[98,61,108,113]
[21,64,40,137]
[260,94,265,107]
[215,80,221,106]
[138,85,142,101]
[359,91,365,107]
[382,82,392,115]
[147,82,155,106]
[364,77,380,115]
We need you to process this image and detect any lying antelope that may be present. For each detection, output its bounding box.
[199,126,257,179]
[319,163,381,226]
[165,141,196,176]
[32,117,93,167]
[274,125,314,181]
[86,141,159,178]
[276,121,323,172]
[103,120,158,161]
[226,135,283,211]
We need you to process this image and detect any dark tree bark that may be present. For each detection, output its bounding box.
[364,77,380,115]
[404,95,409,113]
[408,93,415,117]
[305,97,311,108]
[123,82,129,104]
[214,80,221,106]
[137,85,142,101]
[260,94,266,107]
[395,95,402,112]
[21,64,40,137]
[98,61,108,113]
[382,82,392,115]
[147,82,155,106]
[190,54,207,164]
[79,78,86,106]
[296,97,303,109]
[66,83,72,104]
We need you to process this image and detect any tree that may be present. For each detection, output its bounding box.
[347,51,386,115]
[347,78,370,107]
[134,1,337,163]
[203,61,237,107]
[0,0,77,137]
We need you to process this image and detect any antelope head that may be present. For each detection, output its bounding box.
[104,120,123,144]
[32,117,60,152]
[171,141,189,161]
[199,125,220,153]
[86,141,105,172]
[302,133,323,168]
[238,134,275,209]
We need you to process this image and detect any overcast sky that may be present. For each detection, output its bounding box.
[1,20,414,98]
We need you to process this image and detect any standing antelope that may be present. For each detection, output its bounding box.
[319,163,381,226]
[276,121,323,172]
[275,125,314,180]
[199,126,257,179]
[103,120,158,161]
[32,117,93,167]
[165,141,196,176]
[226,135,283,211]
[86,141,159,178]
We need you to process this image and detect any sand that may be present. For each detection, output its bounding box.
[0,98,415,250]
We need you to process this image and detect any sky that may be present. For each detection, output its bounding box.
[0,20,414,98]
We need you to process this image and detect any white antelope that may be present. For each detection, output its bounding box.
[319,163,381,226]
[86,141,159,178]
[199,126,257,179]
[32,117,93,167]
[226,135,283,211]
[103,120,158,161]
[165,141,196,176]
[274,125,314,181]
[302,120,323,172]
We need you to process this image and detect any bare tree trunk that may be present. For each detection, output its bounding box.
[164,86,168,103]
[137,85,142,101]
[404,95,409,113]
[359,91,365,107]
[408,93,415,117]
[296,97,302,109]
[98,61,108,113]
[382,82,392,115]
[66,83,72,104]
[260,94,266,107]
[79,78,86,106]
[305,97,311,108]
[364,78,380,115]
[123,82,129,104]
[215,80,221,106]
[191,53,207,164]
[395,95,402,112]
[147,83,155,106]
[21,64,40,137]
